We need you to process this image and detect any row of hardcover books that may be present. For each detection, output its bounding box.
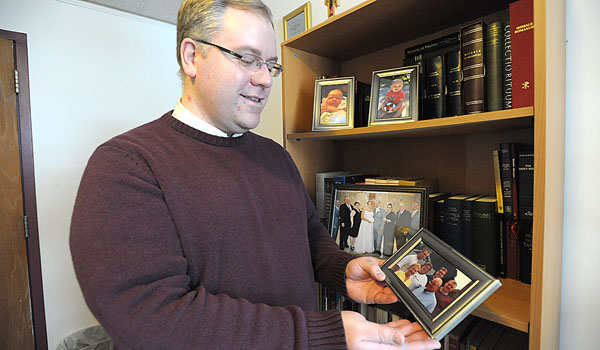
[317,284,528,349]
[404,0,533,119]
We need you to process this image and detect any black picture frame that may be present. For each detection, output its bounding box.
[368,65,419,126]
[312,77,355,131]
[328,184,428,255]
[381,228,502,341]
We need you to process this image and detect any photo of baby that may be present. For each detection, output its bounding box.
[320,87,347,124]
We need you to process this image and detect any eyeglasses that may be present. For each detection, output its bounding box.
[195,39,283,78]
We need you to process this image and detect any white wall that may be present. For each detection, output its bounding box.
[1,0,181,347]
[560,0,600,348]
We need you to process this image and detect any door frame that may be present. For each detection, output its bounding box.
[0,28,48,350]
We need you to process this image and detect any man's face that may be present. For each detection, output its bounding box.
[434,269,446,279]
[326,90,343,107]
[190,8,276,135]
[419,264,432,274]
[375,200,380,208]
[416,250,430,260]
[344,197,350,205]
[426,278,441,292]
[442,281,457,294]
[399,203,405,212]
[413,202,419,210]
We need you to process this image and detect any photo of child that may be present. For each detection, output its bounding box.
[377,77,408,119]
[320,87,347,124]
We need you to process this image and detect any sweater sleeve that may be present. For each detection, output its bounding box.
[70,145,348,349]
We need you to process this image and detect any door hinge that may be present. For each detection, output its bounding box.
[23,215,29,238]
[14,69,20,94]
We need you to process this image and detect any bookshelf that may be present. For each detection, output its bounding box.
[281,0,563,348]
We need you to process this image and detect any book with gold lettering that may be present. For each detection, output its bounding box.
[460,22,485,114]
[510,0,534,108]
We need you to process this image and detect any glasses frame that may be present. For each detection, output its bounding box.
[194,39,283,77]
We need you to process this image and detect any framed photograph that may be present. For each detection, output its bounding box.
[283,2,312,41]
[328,184,428,255]
[312,77,355,131]
[381,228,502,341]
[368,65,419,126]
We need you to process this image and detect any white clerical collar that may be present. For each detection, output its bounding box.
[172,99,243,138]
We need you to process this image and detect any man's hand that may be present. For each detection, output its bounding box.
[342,311,441,349]
[345,257,397,304]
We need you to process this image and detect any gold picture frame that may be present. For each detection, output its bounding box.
[283,2,312,41]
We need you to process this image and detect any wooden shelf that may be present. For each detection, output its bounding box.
[282,0,511,61]
[472,278,530,333]
[287,107,534,141]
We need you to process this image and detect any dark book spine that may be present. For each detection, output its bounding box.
[461,22,485,114]
[510,0,535,108]
[434,199,446,240]
[405,32,460,56]
[498,211,506,278]
[445,49,462,116]
[471,198,499,276]
[443,198,464,252]
[425,55,445,118]
[499,143,514,217]
[461,199,476,259]
[500,143,520,279]
[518,147,534,284]
[485,21,503,112]
[403,56,427,120]
[502,21,513,109]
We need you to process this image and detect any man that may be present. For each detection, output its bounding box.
[428,267,447,283]
[433,280,457,316]
[382,203,397,256]
[331,199,341,240]
[69,1,439,349]
[410,201,421,235]
[338,196,353,249]
[409,262,433,291]
[413,278,442,313]
[395,202,412,246]
[372,200,386,255]
[396,248,431,272]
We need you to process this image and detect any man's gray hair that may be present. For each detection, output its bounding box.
[176,0,273,74]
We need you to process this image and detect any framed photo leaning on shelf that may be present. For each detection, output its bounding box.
[381,228,502,341]
[312,76,355,131]
[368,65,419,126]
[327,183,428,255]
[283,2,312,41]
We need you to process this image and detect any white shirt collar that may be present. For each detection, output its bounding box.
[172,99,243,138]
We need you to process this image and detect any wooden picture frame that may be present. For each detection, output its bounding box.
[368,65,419,126]
[312,76,355,131]
[381,228,502,341]
[283,2,312,41]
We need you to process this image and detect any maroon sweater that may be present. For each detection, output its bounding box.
[70,113,355,349]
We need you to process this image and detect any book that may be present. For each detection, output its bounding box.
[425,55,446,118]
[434,198,446,240]
[386,177,439,192]
[502,21,513,109]
[443,194,478,253]
[492,150,504,214]
[510,0,534,108]
[333,173,376,184]
[461,195,485,259]
[518,146,534,284]
[461,22,485,114]
[477,323,504,349]
[444,315,478,350]
[405,32,460,57]
[445,49,462,117]
[485,21,503,112]
[428,192,450,232]
[500,142,521,279]
[462,319,493,350]
[471,196,500,276]
[493,149,507,278]
[316,171,348,222]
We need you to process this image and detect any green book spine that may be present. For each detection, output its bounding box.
[485,21,503,111]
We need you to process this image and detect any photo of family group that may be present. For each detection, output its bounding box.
[380,228,502,340]
[389,242,473,317]
[328,184,428,258]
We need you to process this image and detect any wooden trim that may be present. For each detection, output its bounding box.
[0,28,48,350]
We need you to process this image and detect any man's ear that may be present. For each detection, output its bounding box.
[180,38,198,78]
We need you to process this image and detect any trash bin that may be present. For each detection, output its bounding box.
[56,325,113,350]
